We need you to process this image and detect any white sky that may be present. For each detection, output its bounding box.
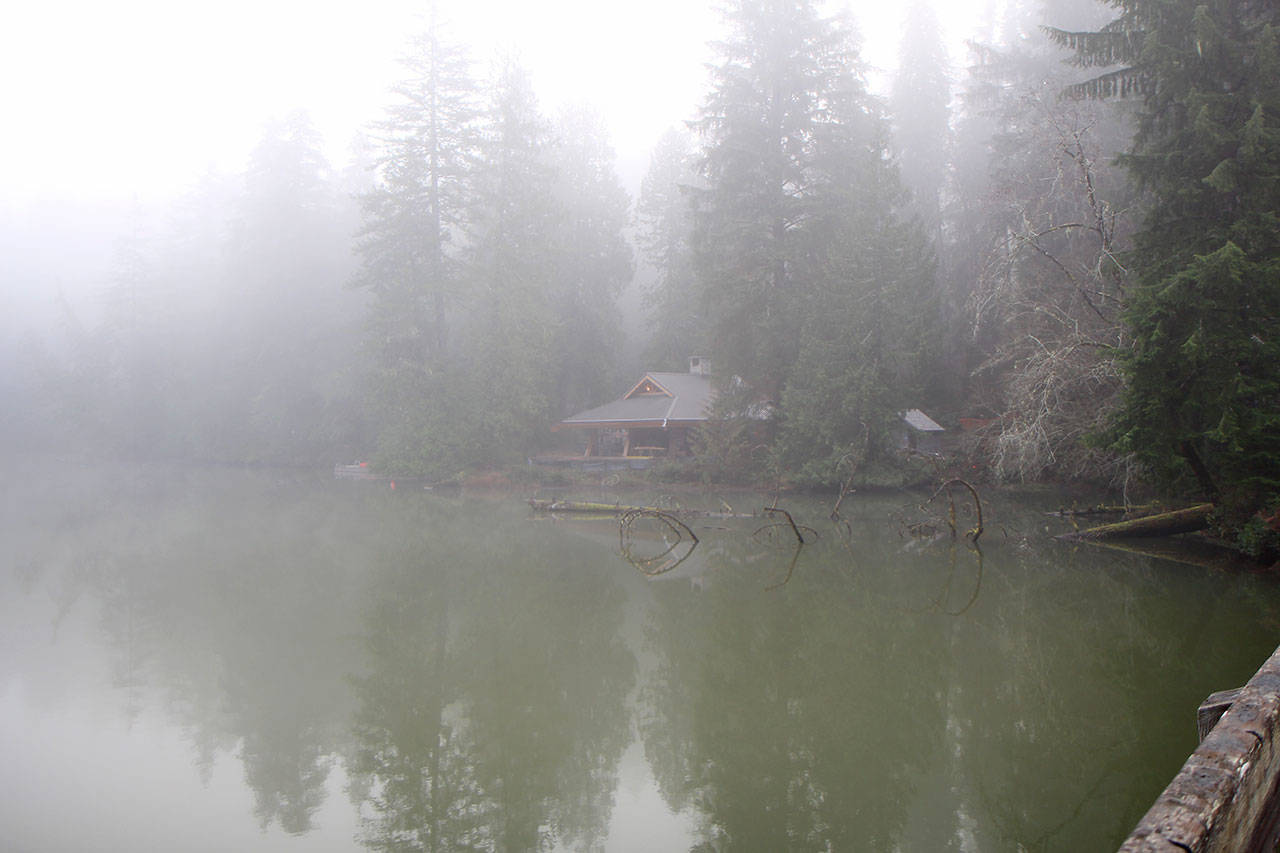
[0,0,998,205]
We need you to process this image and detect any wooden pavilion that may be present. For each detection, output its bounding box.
[554,361,714,458]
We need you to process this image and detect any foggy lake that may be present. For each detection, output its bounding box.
[4,460,1278,851]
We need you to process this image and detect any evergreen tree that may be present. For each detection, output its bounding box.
[97,217,172,457]
[353,9,480,472]
[455,58,562,468]
[29,115,365,467]
[544,106,633,414]
[890,1,952,240]
[690,0,942,482]
[636,127,702,371]
[357,12,477,365]
[690,0,860,403]
[353,46,631,476]
[1057,0,1280,537]
[225,111,360,464]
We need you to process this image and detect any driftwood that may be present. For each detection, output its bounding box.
[530,499,661,514]
[755,507,819,545]
[616,509,698,576]
[764,507,805,544]
[618,508,700,576]
[920,479,985,544]
[1058,503,1213,541]
[529,498,749,519]
[618,508,699,545]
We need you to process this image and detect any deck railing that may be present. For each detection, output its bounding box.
[1120,645,1280,851]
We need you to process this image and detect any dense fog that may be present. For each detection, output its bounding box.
[4,0,1278,550]
[5,2,1280,845]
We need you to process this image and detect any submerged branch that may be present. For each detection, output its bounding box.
[763,507,811,544]
[924,479,985,544]
[764,543,805,591]
[618,508,700,577]
[619,508,700,545]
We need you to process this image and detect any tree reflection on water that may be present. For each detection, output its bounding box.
[348,501,636,851]
[638,528,947,850]
[7,467,1280,851]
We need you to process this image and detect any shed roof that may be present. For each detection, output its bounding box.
[557,372,714,428]
[901,409,945,432]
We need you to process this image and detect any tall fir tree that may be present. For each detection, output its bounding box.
[456,58,562,468]
[1054,0,1280,536]
[544,106,633,415]
[691,0,941,482]
[353,8,480,473]
[690,0,857,404]
[227,111,358,464]
[357,11,477,366]
[636,127,702,372]
[98,216,171,457]
[890,1,952,241]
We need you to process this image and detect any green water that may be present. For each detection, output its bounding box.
[2,461,1279,851]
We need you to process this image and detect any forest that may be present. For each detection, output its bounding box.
[4,0,1278,555]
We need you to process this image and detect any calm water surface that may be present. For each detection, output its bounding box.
[3,461,1280,851]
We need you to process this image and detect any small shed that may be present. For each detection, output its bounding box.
[898,409,945,455]
[554,362,714,458]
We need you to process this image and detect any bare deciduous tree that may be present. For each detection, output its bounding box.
[968,98,1136,486]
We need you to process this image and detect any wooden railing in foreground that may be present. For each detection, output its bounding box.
[1120,644,1280,851]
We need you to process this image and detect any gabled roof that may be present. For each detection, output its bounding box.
[557,372,714,428]
[901,409,945,432]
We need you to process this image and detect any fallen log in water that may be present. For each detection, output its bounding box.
[1057,503,1214,541]
[527,498,749,519]
[529,498,662,514]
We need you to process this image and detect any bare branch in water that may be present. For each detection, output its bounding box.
[831,421,870,521]
[618,508,700,576]
[765,543,805,591]
[763,507,808,544]
[925,479,985,543]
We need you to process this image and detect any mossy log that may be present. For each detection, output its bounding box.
[529,499,662,514]
[1058,503,1213,541]
[528,499,750,518]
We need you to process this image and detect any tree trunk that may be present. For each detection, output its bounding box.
[1180,441,1221,502]
[1057,503,1214,541]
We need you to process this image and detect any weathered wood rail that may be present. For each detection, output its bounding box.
[1120,644,1280,851]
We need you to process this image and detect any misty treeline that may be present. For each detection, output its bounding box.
[6,112,367,467]
[8,0,1280,546]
